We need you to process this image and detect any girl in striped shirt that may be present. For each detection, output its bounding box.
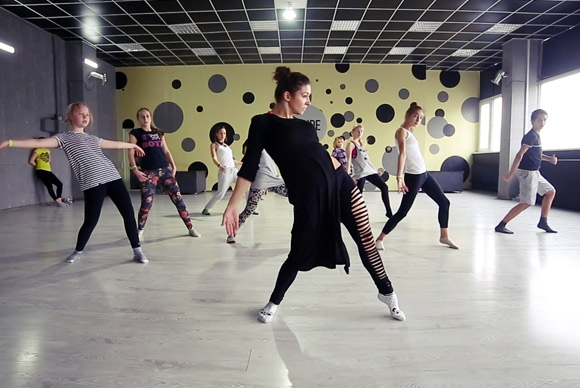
[0,102,150,264]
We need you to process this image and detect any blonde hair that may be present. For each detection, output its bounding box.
[333,136,345,149]
[65,102,93,126]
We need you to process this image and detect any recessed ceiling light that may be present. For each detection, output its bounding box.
[83,58,98,69]
[259,47,281,54]
[250,20,279,31]
[331,20,360,31]
[283,7,296,20]
[169,23,201,34]
[409,21,443,32]
[451,49,480,57]
[388,47,415,55]
[484,23,522,34]
[0,41,15,54]
[117,43,146,52]
[192,47,217,56]
[324,46,347,54]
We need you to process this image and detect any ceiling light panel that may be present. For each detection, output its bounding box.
[192,47,217,56]
[451,49,480,57]
[259,46,281,54]
[484,23,522,34]
[324,46,347,54]
[250,20,279,31]
[117,43,146,52]
[169,23,201,34]
[331,20,360,31]
[388,47,415,55]
[409,21,443,32]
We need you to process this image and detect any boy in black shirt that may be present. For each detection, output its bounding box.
[495,109,558,234]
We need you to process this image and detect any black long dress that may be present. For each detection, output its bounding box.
[238,112,350,272]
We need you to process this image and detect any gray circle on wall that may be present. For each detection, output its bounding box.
[342,131,351,140]
[429,144,440,154]
[208,74,227,93]
[398,88,410,99]
[461,97,480,123]
[382,146,399,176]
[153,102,183,133]
[365,79,379,93]
[344,111,354,122]
[438,91,449,102]
[443,124,456,137]
[427,116,448,139]
[327,130,335,137]
[182,137,195,152]
[296,104,327,140]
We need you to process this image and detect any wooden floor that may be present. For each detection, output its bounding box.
[1,189,579,388]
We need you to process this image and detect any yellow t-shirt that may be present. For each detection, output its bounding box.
[34,148,52,172]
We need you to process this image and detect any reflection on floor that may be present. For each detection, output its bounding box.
[1,190,579,387]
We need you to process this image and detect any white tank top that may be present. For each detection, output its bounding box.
[350,141,377,179]
[216,143,235,168]
[401,128,426,174]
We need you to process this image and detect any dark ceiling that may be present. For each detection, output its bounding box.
[1,0,580,71]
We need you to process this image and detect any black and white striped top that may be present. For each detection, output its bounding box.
[54,131,121,191]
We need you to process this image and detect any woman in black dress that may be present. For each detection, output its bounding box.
[222,66,405,323]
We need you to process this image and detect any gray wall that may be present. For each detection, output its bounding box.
[0,7,117,210]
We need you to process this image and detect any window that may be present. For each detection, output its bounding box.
[478,95,502,152]
[539,70,580,150]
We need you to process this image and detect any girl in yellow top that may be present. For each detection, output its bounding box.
[28,144,67,206]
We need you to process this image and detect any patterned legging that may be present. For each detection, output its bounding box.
[138,167,192,230]
[238,184,288,228]
[269,168,394,305]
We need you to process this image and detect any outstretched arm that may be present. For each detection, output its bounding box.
[101,139,144,157]
[1,137,58,150]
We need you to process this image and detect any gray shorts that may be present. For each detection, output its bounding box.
[516,169,554,205]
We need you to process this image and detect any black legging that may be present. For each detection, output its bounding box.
[356,173,392,216]
[35,169,63,201]
[269,168,394,305]
[75,179,140,251]
[382,172,450,235]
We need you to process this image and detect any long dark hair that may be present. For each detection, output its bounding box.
[273,66,310,102]
[136,107,162,135]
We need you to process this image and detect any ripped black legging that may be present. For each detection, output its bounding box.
[269,168,394,305]
[381,172,450,235]
[356,173,392,217]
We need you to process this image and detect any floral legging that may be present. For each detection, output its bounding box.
[239,184,288,228]
[138,167,192,230]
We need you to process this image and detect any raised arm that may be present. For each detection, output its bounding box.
[394,128,408,193]
[101,139,144,157]
[502,144,530,181]
[0,137,58,150]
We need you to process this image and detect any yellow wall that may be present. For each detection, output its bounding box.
[116,64,479,189]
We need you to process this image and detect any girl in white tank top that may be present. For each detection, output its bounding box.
[375,103,458,250]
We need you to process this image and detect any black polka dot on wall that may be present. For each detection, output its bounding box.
[116,72,128,89]
[181,137,195,152]
[172,79,181,89]
[122,119,134,129]
[356,117,363,123]
[386,146,393,153]
[269,102,275,109]
[435,109,445,117]
[441,156,470,182]
[412,64,426,80]
[197,106,203,113]
[208,74,227,93]
[345,97,353,104]
[209,122,236,146]
[440,70,460,88]
[335,63,350,73]
[326,89,332,94]
[323,144,329,150]
[153,102,183,133]
[376,104,395,123]
[331,113,346,128]
[188,161,208,177]
[340,84,346,90]
[242,92,255,104]
[367,135,376,145]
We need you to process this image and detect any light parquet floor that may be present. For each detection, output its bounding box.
[0,189,579,388]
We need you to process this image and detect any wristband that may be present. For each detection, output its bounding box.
[129,165,138,170]
[8,139,14,147]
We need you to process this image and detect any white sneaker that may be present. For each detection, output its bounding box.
[188,227,201,237]
[377,292,406,321]
[133,250,149,264]
[226,235,236,244]
[375,239,384,250]
[258,302,278,323]
[65,251,82,264]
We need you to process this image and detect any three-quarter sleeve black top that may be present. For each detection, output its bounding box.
[239,112,350,272]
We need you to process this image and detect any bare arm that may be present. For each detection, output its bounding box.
[210,143,225,173]
[345,141,355,176]
[503,144,529,181]
[394,128,408,193]
[161,137,177,172]
[222,177,252,236]
[1,137,58,150]
[28,151,38,167]
[541,153,558,165]
[127,134,148,182]
[101,139,144,156]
